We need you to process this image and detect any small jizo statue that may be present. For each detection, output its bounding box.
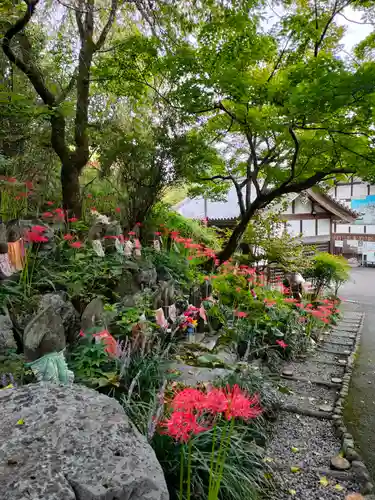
[124,239,133,257]
[286,271,305,301]
[0,242,13,279]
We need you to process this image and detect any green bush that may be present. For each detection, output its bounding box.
[305,252,350,297]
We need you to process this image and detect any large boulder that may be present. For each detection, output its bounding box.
[0,314,17,353]
[38,293,80,344]
[23,306,65,361]
[0,384,169,500]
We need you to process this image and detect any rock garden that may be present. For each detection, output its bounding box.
[0,189,370,500]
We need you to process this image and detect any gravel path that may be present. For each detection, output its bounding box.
[266,311,364,499]
[267,412,360,500]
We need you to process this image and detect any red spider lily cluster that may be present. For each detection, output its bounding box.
[161,385,262,443]
[276,340,288,349]
[282,297,339,325]
[25,225,49,244]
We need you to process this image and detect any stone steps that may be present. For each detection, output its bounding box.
[266,312,367,499]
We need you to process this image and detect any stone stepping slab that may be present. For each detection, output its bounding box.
[278,379,338,408]
[332,326,359,334]
[323,335,355,344]
[284,361,345,383]
[315,350,349,363]
[266,411,361,499]
[322,340,355,349]
[325,331,356,340]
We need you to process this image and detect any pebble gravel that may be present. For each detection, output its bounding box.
[266,412,360,499]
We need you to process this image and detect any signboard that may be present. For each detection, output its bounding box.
[334,240,343,247]
[334,234,375,241]
[351,195,375,224]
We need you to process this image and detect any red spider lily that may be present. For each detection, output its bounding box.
[154,231,161,236]
[87,193,93,199]
[46,201,54,206]
[205,388,228,414]
[284,297,298,303]
[172,388,207,412]
[54,207,64,213]
[31,225,47,233]
[187,255,195,260]
[24,180,33,190]
[222,385,262,421]
[79,330,85,337]
[14,196,21,201]
[276,340,288,349]
[294,303,303,308]
[236,287,241,292]
[162,411,208,442]
[68,217,78,223]
[135,222,142,227]
[118,234,125,243]
[25,230,48,243]
[70,241,83,249]
[204,276,210,281]
[7,177,17,183]
[299,317,307,323]
[104,235,118,239]
[234,311,247,318]
[115,207,121,213]
[63,234,74,241]
[128,231,136,236]
[42,211,53,218]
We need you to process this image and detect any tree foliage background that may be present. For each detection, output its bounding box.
[2,0,375,258]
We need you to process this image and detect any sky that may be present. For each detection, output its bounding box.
[338,6,373,52]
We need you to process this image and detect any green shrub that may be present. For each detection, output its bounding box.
[305,252,350,297]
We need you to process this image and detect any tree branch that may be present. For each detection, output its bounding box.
[314,0,352,57]
[56,68,78,105]
[95,0,118,51]
[2,0,55,107]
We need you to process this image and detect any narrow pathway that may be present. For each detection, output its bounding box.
[266,310,370,499]
[340,269,375,481]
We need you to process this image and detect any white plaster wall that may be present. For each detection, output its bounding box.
[295,199,312,213]
[318,219,330,235]
[350,225,365,234]
[336,185,351,199]
[286,220,301,237]
[302,219,316,237]
[353,184,368,198]
[336,224,350,233]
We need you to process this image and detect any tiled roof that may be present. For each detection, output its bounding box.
[174,185,358,223]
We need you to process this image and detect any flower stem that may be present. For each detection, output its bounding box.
[214,417,235,498]
[187,439,193,500]
[208,424,217,493]
[179,444,184,500]
[209,421,229,500]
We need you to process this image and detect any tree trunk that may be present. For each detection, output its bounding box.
[215,202,261,264]
[61,164,82,218]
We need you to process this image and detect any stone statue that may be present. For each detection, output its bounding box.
[286,271,305,301]
[0,242,13,279]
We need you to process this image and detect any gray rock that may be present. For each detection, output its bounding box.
[23,306,65,361]
[39,293,80,344]
[331,377,342,384]
[319,404,333,413]
[0,314,17,352]
[0,384,169,500]
[330,455,351,471]
[282,368,293,377]
[138,265,158,288]
[81,297,105,332]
